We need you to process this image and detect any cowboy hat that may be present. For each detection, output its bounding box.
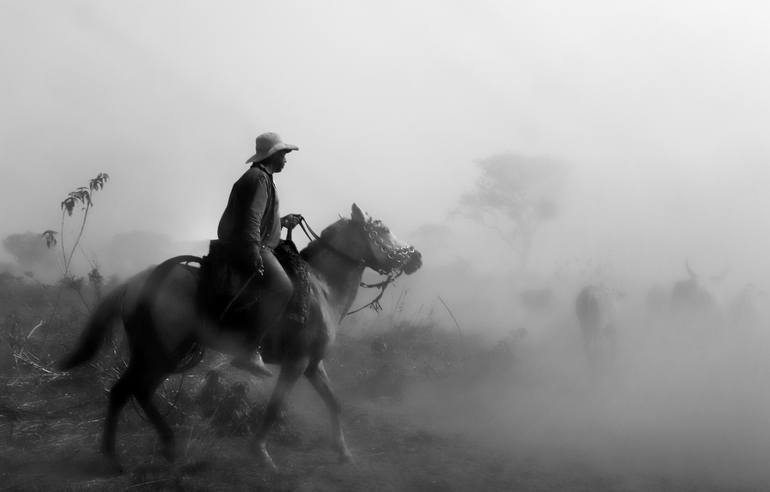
[245,132,299,164]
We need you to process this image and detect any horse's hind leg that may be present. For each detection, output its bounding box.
[132,369,176,462]
[306,361,353,463]
[253,357,308,469]
[101,364,174,467]
[102,369,135,472]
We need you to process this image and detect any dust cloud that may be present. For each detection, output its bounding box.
[3,1,770,489]
[361,231,770,489]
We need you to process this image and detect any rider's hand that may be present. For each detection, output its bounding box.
[250,247,265,275]
[281,214,302,229]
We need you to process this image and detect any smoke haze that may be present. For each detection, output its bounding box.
[3,1,770,489]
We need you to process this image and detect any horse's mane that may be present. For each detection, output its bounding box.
[299,239,323,263]
[299,218,346,264]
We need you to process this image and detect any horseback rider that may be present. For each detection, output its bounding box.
[217,132,303,378]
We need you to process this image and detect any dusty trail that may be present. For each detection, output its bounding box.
[1,368,764,492]
[3,315,769,491]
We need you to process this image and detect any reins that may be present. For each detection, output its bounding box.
[347,270,404,315]
[298,218,364,267]
[295,216,402,316]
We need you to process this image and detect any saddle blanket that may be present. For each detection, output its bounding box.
[198,239,310,326]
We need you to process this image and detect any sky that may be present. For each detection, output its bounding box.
[2,0,770,282]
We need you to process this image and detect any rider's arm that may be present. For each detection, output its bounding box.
[244,173,270,271]
[244,174,269,245]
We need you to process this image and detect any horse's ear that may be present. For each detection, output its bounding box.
[351,203,365,224]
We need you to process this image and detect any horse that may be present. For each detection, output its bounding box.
[58,203,422,471]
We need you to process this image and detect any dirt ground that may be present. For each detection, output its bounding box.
[2,358,765,492]
[1,287,768,492]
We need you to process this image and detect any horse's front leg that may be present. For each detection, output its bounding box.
[306,361,353,463]
[253,356,308,470]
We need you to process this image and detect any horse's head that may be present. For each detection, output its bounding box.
[330,204,422,276]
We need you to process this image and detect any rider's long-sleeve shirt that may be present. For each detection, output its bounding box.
[217,165,281,249]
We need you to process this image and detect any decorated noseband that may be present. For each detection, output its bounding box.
[363,219,416,274]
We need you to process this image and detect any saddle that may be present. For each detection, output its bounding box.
[273,240,311,324]
[198,239,310,327]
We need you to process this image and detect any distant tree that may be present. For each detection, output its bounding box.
[2,232,58,277]
[456,153,566,268]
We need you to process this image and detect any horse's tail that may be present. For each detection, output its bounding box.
[57,284,127,371]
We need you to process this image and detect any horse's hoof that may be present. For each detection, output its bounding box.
[338,450,354,464]
[257,449,278,471]
[100,455,124,475]
[251,441,278,471]
[161,444,176,463]
[262,455,278,472]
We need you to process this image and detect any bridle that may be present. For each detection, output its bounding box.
[297,218,365,269]
[363,220,416,275]
[296,216,414,315]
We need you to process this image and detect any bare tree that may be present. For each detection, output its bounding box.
[55,172,109,276]
[42,173,109,311]
[456,153,566,268]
